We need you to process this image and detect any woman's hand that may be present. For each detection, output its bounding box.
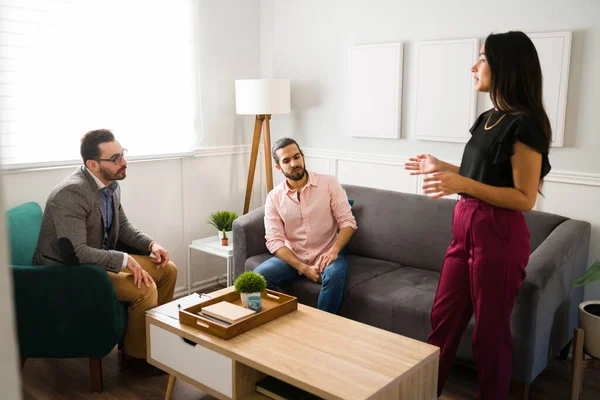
[423,172,470,199]
[404,154,441,175]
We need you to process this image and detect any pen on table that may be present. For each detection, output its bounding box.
[177,292,212,309]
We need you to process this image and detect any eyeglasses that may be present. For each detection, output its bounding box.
[97,149,127,165]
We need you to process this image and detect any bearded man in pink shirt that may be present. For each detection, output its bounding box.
[253,138,358,314]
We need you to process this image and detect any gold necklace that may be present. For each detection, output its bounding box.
[484,111,506,130]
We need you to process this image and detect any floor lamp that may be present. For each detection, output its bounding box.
[235,79,290,214]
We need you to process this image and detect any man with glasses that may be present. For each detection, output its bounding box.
[32,129,177,373]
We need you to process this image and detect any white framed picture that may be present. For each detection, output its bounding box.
[348,42,403,139]
[528,31,572,147]
[414,38,479,143]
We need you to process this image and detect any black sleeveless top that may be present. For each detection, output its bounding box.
[458,109,551,188]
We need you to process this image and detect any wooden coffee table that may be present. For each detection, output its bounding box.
[146,287,439,400]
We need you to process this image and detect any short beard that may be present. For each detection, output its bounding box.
[99,165,126,182]
[283,167,305,181]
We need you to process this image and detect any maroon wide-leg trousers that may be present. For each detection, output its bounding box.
[428,196,530,399]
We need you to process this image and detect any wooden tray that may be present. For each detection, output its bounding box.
[179,289,298,340]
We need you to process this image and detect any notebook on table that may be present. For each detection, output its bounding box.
[201,301,256,324]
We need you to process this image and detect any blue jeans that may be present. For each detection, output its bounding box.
[253,254,348,314]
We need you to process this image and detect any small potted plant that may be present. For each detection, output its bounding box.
[221,229,228,246]
[207,210,238,242]
[234,271,267,312]
[573,259,600,358]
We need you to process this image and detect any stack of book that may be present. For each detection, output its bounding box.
[255,376,320,400]
[196,301,255,326]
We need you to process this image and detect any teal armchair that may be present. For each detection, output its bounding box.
[7,202,128,392]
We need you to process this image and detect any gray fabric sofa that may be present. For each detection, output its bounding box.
[232,184,591,391]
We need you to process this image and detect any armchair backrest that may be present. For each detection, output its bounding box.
[6,202,43,265]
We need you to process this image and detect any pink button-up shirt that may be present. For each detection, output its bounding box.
[264,171,357,265]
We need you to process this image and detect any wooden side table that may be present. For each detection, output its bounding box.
[570,328,600,400]
[187,236,233,294]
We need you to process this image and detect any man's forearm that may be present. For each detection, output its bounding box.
[71,244,125,273]
[118,209,153,253]
[273,246,306,272]
[331,227,355,254]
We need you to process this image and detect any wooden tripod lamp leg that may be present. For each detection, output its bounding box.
[263,114,273,193]
[244,115,264,214]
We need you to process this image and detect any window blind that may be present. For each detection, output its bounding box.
[0,0,199,167]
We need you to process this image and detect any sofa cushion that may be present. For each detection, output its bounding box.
[6,202,43,266]
[343,266,440,342]
[343,184,455,272]
[523,210,568,253]
[342,184,571,272]
[245,253,274,271]
[245,253,401,310]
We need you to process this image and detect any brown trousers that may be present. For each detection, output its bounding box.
[108,255,177,359]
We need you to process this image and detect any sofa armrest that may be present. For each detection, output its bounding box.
[11,263,126,358]
[511,218,591,382]
[232,206,267,279]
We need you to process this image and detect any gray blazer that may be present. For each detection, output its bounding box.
[32,166,153,273]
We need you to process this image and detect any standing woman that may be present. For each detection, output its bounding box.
[404,31,552,399]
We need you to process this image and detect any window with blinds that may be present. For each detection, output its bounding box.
[0,0,200,167]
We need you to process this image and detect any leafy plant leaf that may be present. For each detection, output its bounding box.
[234,271,267,293]
[207,211,239,231]
[573,260,600,286]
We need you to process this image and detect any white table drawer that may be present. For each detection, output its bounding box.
[149,324,232,397]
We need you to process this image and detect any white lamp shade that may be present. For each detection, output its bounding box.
[235,79,291,115]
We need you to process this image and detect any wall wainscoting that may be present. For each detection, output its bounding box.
[4,146,599,298]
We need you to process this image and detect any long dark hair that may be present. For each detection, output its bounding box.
[485,31,552,148]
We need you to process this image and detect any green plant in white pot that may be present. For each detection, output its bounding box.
[573,259,600,358]
[207,211,238,242]
[234,271,267,312]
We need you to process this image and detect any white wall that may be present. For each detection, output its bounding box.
[261,0,600,168]
[198,0,262,147]
[261,0,600,299]
[0,175,21,398]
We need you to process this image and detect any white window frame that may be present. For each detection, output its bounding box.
[0,0,203,170]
